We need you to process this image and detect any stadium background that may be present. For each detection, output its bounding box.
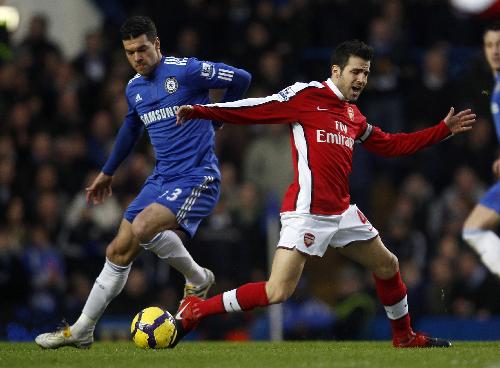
[1,0,500,342]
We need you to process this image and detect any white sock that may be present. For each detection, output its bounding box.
[71,259,131,337]
[463,229,500,276]
[141,230,206,285]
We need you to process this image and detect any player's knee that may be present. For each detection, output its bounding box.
[131,218,152,243]
[265,281,295,304]
[374,253,399,279]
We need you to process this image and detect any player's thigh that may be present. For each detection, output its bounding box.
[127,175,219,239]
[266,248,307,303]
[156,175,219,238]
[464,204,500,230]
[133,202,178,237]
[106,219,142,265]
[337,235,397,277]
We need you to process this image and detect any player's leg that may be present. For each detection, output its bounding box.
[338,236,450,347]
[462,187,500,277]
[130,175,219,299]
[174,248,307,338]
[35,219,140,349]
[132,203,212,294]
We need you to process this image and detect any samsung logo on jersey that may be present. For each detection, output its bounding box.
[140,106,180,125]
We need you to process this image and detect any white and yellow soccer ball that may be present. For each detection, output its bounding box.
[130,306,177,349]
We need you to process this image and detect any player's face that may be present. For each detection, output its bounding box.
[331,56,370,101]
[123,34,161,76]
[484,30,500,73]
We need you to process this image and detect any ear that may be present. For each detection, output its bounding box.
[154,37,161,51]
[331,65,341,79]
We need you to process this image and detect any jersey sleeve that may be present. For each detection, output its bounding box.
[185,57,251,101]
[102,95,144,175]
[361,120,451,157]
[186,86,301,125]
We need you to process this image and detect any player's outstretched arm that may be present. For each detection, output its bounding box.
[177,94,298,127]
[362,107,476,157]
[85,172,113,205]
[442,107,476,135]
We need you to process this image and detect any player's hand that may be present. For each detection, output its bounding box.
[493,158,500,179]
[176,105,194,125]
[443,107,476,134]
[85,172,113,205]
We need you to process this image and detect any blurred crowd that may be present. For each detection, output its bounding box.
[1,0,500,341]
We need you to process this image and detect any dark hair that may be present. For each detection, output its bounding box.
[484,21,500,34]
[330,40,374,70]
[120,16,157,41]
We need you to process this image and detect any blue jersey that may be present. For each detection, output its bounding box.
[479,73,500,214]
[491,73,500,143]
[102,56,251,179]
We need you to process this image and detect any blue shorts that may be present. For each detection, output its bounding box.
[124,174,220,238]
[479,181,500,214]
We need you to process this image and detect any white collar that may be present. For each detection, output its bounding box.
[326,78,345,100]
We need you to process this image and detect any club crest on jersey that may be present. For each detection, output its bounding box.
[347,106,354,121]
[304,233,315,247]
[164,77,179,94]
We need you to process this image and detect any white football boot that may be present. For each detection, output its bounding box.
[182,268,215,300]
[35,321,93,349]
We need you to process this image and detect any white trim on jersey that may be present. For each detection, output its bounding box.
[217,68,234,81]
[204,81,325,108]
[127,73,141,85]
[291,123,312,213]
[165,57,188,65]
[222,289,242,312]
[325,78,345,100]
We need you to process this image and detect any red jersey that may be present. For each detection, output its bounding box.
[188,79,451,215]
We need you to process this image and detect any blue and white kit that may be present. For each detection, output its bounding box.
[102,56,251,237]
[479,73,500,214]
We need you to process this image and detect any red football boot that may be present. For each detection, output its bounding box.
[393,331,452,348]
[171,296,202,347]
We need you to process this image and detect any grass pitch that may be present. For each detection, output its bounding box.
[1,341,499,368]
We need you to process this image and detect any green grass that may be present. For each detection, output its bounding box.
[1,341,499,368]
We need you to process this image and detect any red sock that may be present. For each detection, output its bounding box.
[373,271,412,339]
[196,282,269,319]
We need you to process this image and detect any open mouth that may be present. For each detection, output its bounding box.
[352,86,362,94]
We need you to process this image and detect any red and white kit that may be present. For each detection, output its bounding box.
[187,78,451,255]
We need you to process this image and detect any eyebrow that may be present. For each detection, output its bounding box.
[125,45,148,52]
[352,67,370,73]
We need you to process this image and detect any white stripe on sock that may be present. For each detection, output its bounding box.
[384,295,408,320]
[222,289,242,312]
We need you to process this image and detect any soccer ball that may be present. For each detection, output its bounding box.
[130,306,178,349]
